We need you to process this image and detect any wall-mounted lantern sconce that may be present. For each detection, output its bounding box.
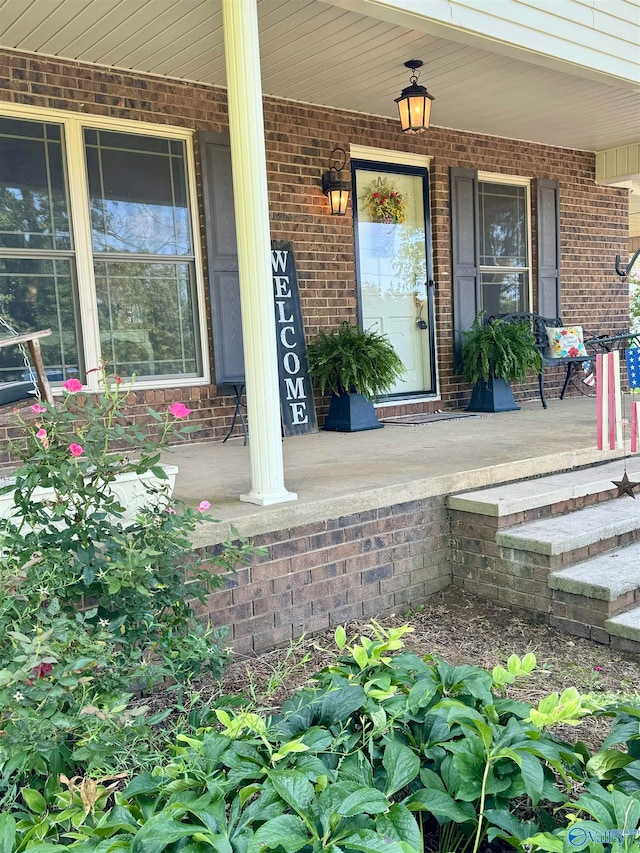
[321,146,350,215]
[395,60,434,134]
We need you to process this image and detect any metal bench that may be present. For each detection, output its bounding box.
[494,313,594,409]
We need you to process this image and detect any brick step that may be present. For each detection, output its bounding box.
[549,543,640,615]
[448,460,640,523]
[548,542,640,637]
[448,460,640,650]
[605,608,640,652]
[495,499,640,566]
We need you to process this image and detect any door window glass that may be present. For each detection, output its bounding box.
[354,165,434,396]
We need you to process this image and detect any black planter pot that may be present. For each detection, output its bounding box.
[323,392,384,432]
[467,377,520,413]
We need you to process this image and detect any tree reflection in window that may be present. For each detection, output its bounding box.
[0,118,80,383]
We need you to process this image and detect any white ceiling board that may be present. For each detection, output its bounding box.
[0,0,50,44]
[329,0,640,85]
[0,0,638,153]
[99,1,215,70]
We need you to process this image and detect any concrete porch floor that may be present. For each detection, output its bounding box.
[162,396,633,549]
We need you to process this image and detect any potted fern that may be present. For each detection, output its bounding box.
[306,322,405,431]
[461,312,542,412]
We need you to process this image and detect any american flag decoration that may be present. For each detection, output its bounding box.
[596,351,623,450]
[625,348,640,454]
[626,347,640,389]
[582,360,596,387]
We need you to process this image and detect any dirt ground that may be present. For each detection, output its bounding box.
[215,586,640,750]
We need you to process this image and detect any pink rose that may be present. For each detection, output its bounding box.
[36,428,47,440]
[168,402,191,419]
[62,378,82,393]
[31,403,47,413]
[197,500,211,512]
[69,443,84,457]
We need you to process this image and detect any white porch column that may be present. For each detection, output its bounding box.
[222,0,296,506]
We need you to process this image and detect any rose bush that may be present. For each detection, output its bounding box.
[0,367,255,805]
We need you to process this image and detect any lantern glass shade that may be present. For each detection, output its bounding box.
[395,84,434,133]
[322,147,350,215]
[327,184,350,215]
[322,167,350,216]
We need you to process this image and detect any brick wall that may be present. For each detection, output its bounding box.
[0,49,630,448]
[194,497,450,654]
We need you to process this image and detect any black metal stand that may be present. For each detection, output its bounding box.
[223,384,248,445]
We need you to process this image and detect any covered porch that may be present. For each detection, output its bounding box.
[162,395,640,655]
[170,396,621,537]
[0,0,639,508]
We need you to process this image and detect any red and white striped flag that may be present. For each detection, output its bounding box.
[632,400,639,454]
[596,351,623,450]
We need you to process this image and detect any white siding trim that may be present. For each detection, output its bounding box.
[596,143,640,183]
[350,143,431,168]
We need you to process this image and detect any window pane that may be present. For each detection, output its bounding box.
[479,182,527,267]
[0,257,83,383]
[0,117,70,250]
[481,271,527,316]
[85,130,192,255]
[94,260,200,378]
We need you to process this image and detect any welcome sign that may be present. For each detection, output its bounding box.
[271,241,318,436]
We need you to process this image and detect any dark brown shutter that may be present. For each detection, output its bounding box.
[199,131,245,385]
[536,178,561,320]
[450,167,480,366]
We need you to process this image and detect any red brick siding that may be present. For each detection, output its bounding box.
[193,496,450,654]
[0,50,629,450]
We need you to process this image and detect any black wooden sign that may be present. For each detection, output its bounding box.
[271,241,318,436]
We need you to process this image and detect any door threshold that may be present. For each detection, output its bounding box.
[374,395,441,409]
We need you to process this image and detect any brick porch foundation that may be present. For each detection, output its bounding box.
[193,497,450,655]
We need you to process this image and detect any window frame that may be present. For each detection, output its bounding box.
[0,102,209,393]
[477,171,533,315]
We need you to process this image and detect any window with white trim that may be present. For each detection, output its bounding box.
[0,111,206,389]
[477,173,531,315]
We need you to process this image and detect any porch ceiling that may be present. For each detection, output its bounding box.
[1,0,639,231]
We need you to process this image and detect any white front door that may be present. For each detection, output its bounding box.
[353,163,435,397]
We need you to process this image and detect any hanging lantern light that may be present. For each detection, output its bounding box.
[395,60,434,134]
[321,146,350,215]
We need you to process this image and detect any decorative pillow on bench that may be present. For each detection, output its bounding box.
[545,326,588,359]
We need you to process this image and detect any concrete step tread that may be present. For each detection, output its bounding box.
[549,543,640,600]
[495,498,640,555]
[605,607,640,641]
[448,460,640,517]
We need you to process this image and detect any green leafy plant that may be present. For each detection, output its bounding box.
[492,652,537,692]
[0,367,255,802]
[461,312,543,385]
[306,322,405,398]
[5,621,640,853]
